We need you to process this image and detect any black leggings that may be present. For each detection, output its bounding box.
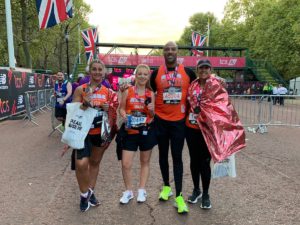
[186,126,211,194]
[156,116,185,197]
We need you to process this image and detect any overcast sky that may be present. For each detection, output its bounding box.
[84,0,228,45]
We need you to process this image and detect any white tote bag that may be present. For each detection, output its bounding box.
[212,154,237,178]
[61,102,98,149]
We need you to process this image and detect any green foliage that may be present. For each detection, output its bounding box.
[177,0,300,80]
[0,0,91,73]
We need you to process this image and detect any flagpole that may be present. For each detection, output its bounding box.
[206,18,210,57]
[5,0,15,68]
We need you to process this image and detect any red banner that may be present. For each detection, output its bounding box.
[99,54,246,68]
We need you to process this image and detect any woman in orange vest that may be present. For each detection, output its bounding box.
[118,64,156,204]
[72,59,115,212]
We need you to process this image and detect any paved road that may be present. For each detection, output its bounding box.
[0,112,299,225]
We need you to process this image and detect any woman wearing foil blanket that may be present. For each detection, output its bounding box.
[186,59,246,210]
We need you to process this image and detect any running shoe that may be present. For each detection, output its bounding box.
[174,193,189,214]
[200,193,212,209]
[187,188,202,204]
[137,189,147,203]
[89,189,100,207]
[120,190,134,204]
[158,186,173,201]
[80,189,92,212]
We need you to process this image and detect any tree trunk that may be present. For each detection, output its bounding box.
[20,0,32,68]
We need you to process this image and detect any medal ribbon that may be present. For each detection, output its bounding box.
[164,65,178,87]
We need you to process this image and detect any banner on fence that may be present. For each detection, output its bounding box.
[0,69,54,120]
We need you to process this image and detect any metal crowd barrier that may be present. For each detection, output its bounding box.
[48,95,63,136]
[23,89,53,126]
[230,95,300,133]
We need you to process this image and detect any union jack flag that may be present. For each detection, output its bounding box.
[81,27,99,63]
[191,31,207,56]
[36,0,73,29]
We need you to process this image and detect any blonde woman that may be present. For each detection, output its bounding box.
[118,64,156,204]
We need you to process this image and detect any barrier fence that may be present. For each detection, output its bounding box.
[46,94,300,134]
[23,89,53,126]
[48,95,64,136]
[0,69,55,120]
[230,95,300,133]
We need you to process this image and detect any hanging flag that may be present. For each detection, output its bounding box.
[36,0,73,29]
[81,27,99,63]
[191,31,207,56]
[65,0,73,18]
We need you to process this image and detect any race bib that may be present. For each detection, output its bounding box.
[188,112,197,125]
[57,97,64,103]
[163,87,182,104]
[131,116,147,128]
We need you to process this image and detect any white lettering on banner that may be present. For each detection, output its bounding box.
[118,57,128,64]
[0,74,7,85]
[177,58,184,64]
[109,57,118,63]
[69,119,83,131]
[17,94,25,109]
[29,76,35,88]
[219,59,228,65]
[228,59,237,66]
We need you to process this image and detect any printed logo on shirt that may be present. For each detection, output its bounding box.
[91,94,106,100]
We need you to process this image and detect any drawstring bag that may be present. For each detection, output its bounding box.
[61,102,97,149]
[212,154,237,178]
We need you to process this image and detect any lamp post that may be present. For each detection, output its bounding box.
[65,24,70,78]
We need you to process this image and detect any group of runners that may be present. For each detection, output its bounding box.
[54,41,230,214]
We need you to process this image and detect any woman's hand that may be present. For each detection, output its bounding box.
[119,83,130,92]
[61,145,70,157]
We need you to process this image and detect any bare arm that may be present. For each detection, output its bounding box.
[147,91,155,118]
[64,82,73,101]
[72,86,83,103]
[119,89,128,119]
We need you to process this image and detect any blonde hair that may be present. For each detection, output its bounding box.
[135,64,152,91]
[89,59,106,73]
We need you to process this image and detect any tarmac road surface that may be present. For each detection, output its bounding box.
[0,111,299,225]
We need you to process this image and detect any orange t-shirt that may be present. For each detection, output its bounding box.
[81,83,110,135]
[125,86,153,134]
[155,64,191,121]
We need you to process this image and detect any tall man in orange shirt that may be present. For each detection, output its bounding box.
[150,41,196,214]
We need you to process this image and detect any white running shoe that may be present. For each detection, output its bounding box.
[137,189,147,203]
[120,190,134,204]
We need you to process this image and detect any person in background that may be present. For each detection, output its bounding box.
[272,84,278,105]
[118,64,156,204]
[277,84,288,105]
[150,41,196,214]
[72,59,116,212]
[54,71,72,126]
[72,73,85,95]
